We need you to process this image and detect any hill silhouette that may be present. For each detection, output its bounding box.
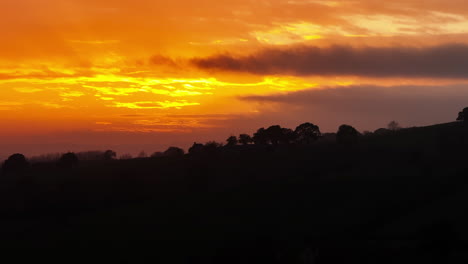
[1,118,468,263]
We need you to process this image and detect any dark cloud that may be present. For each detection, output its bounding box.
[239,84,468,131]
[192,44,468,78]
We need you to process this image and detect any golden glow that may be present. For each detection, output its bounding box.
[344,12,468,36]
[112,100,200,109]
[1,0,468,150]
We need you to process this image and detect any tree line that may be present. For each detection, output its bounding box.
[2,106,467,175]
[0,121,399,175]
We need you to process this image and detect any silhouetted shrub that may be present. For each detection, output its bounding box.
[57,152,79,169]
[457,107,468,122]
[279,127,296,144]
[387,121,401,131]
[188,143,204,155]
[253,128,268,145]
[226,136,238,146]
[337,124,360,146]
[203,141,223,154]
[163,147,185,157]
[253,125,296,145]
[294,122,321,144]
[265,125,285,145]
[238,134,253,145]
[2,153,29,174]
[103,150,117,160]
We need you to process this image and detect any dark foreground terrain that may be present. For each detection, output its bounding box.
[1,122,468,263]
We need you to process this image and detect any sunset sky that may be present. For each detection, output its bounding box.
[2,0,468,157]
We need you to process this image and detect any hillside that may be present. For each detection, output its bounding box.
[1,121,468,263]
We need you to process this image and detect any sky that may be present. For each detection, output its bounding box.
[2,0,468,157]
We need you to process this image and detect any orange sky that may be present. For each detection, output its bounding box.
[2,0,468,157]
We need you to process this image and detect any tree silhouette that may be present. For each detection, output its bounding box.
[188,142,204,155]
[238,134,253,145]
[2,153,29,174]
[336,124,360,146]
[226,136,238,146]
[253,126,295,145]
[294,122,321,144]
[279,127,296,144]
[57,152,79,169]
[457,107,468,122]
[103,150,117,160]
[253,128,268,145]
[203,141,223,154]
[75,151,108,161]
[164,147,185,157]
[265,125,284,145]
[387,121,401,131]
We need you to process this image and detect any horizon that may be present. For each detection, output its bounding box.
[0,119,459,161]
[2,0,468,158]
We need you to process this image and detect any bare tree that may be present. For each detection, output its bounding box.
[387,121,401,131]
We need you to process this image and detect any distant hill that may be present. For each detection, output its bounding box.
[1,120,468,262]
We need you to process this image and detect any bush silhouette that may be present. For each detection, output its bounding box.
[103,150,117,160]
[337,124,360,146]
[188,143,204,155]
[253,128,268,145]
[57,152,79,168]
[387,121,401,131]
[253,125,296,145]
[265,125,284,145]
[457,107,468,122]
[238,134,253,145]
[279,127,296,144]
[2,153,29,174]
[164,147,185,157]
[226,136,238,146]
[203,141,223,154]
[294,122,321,144]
